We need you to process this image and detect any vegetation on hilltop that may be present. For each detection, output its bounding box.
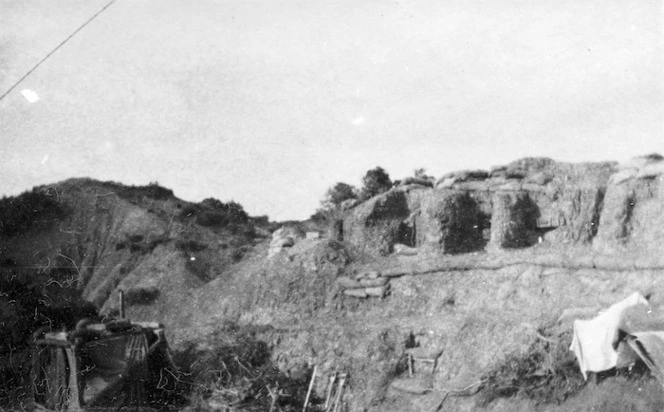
[0,188,65,236]
[360,166,393,200]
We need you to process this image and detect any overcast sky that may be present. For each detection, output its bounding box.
[1,0,662,220]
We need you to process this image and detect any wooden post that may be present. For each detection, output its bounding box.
[408,353,413,377]
[64,345,84,410]
[267,385,279,412]
[332,373,347,412]
[119,290,125,319]
[303,364,317,412]
[324,372,336,410]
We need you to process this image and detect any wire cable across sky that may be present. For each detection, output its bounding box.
[0,0,117,103]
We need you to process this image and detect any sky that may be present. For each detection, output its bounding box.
[1,0,662,221]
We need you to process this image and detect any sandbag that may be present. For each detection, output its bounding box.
[365,284,390,298]
[343,289,367,298]
[381,269,410,278]
[609,168,638,185]
[393,244,418,256]
[337,276,363,289]
[401,177,433,187]
[435,177,457,188]
[355,270,380,280]
[390,378,431,394]
[359,277,388,287]
[637,162,664,179]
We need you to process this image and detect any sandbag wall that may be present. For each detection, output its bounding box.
[337,271,391,298]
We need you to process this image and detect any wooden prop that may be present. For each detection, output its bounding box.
[302,364,317,412]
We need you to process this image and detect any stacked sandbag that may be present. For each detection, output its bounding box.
[393,243,418,256]
[337,270,391,298]
[609,154,664,185]
[435,169,489,189]
[400,176,434,188]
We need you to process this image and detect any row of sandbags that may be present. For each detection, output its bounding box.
[337,271,391,298]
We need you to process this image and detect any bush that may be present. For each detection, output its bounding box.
[0,189,65,237]
[179,204,198,218]
[191,198,250,229]
[478,327,585,406]
[173,322,314,411]
[360,167,392,200]
[144,181,174,200]
[106,181,174,202]
[322,182,358,209]
[200,199,249,223]
[175,239,208,252]
[0,273,43,353]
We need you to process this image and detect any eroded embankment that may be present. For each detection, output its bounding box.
[273,263,664,411]
[157,241,664,411]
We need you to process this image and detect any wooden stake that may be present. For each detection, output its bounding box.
[118,290,125,319]
[408,353,413,377]
[332,373,347,412]
[324,372,337,410]
[303,364,317,412]
[267,385,279,412]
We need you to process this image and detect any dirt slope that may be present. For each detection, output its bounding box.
[2,156,664,411]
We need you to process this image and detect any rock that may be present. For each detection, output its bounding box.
[268,226,304,258]
[274,237,294,248]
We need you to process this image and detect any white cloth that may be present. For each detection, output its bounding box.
[570,292,649,379]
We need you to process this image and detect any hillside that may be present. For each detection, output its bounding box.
[2,155,664,411]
